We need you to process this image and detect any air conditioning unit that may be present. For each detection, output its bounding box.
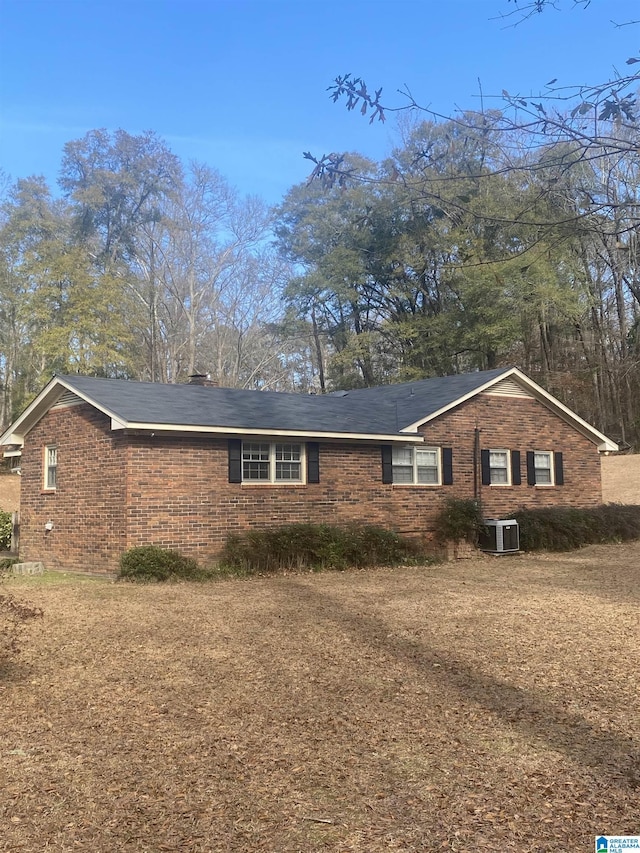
[479,519,519,554]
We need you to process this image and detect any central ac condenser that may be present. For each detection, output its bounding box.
[479,519,520,553]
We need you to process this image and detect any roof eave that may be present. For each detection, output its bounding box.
[0,375,125,448]
[0,375,424,446]
[507,368,618,451]
[401,368,514,432]
[0,376,61,446]
[0,376,127,446]
[401,366,618,451]
[119,421,424,443]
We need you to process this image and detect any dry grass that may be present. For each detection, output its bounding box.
[2,542,639,852]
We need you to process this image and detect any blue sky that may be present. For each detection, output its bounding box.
[1,0,639,205]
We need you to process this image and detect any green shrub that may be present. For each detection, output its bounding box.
[513,504,640,552]
[433,497,486,545]
[119,546,201,582]
[0,510,13,551]
[218,523,421,575]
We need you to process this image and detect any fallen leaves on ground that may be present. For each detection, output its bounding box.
[1,541,639,851]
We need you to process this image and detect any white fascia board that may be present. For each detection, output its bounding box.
[400,368,515,433]
[53,378,124,422]
[401,367,619,452]
[0,376,61,446]
[0,376,124,447]
[122,421,425,444]
[0,375,425,447]
[500,369,618,451]
[0,432,23,447]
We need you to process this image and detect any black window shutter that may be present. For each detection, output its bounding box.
[481,449,491,486]
[307,442,320,483]
[442,447,453,485]
[228,438,242,483]
[554,451,564,486]
[381,446,393,484]
[511,450,521,485]
[526,451,536,486]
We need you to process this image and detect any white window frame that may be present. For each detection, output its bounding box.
[241,441,305,484]
[533,450,554,486]
[489,449,510,486]
[392,445,441,486]
[44,445,57,490]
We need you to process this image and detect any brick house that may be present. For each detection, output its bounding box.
[0,367,618,574]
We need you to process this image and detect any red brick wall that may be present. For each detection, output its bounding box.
[124,435,396,562]
[422,393,602,520]
[19,404,127,574]
[18,392,603,573]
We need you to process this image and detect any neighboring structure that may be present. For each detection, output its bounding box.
[601,453,640,504]
[0,368,618,574]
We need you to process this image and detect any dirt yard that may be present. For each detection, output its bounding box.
[2,542,639,852]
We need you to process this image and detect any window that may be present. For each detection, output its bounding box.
[526,450,563,486]
[242,442,303,483]
[489,449,509,485]
[392,446,440,485]
[44,445,57,490]
[242,442,270,480]
[481,449,521,486]
[533,451,553,485]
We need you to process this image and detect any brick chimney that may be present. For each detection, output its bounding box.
[188,373,218,387]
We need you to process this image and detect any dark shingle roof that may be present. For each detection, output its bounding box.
[56,368,509,436]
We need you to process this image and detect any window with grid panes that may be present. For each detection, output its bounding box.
[242,442,270,480]
[242,442,302,483]
[392,446,440,484]
[534,451,553,484]
[45,445,57,490]
[489,449,509,484]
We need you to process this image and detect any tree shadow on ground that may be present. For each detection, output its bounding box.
[276,578,639,789]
